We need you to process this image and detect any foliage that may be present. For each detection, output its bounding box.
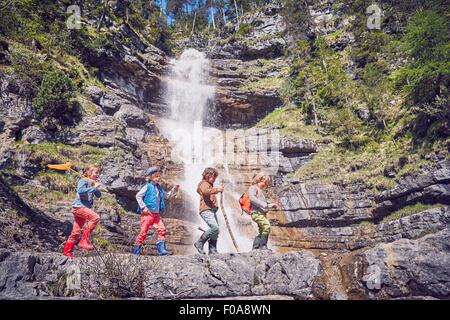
[393,10,450,142]
[236,23,252,36]
[395,10,449,105]
[32,69,80,125]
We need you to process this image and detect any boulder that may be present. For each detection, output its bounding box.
[361,228,450,299]
[60,115,124,148]
[114,104,149,128]
[83,86,105,104]
[374,166,450,221]
[0,249,71,299]
[21,126,48,144]
[274,182,374,227]
[99,151,148,201]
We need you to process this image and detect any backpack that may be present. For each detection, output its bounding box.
[239,188,258,215]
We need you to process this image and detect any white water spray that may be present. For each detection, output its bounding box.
[160,49,255,253]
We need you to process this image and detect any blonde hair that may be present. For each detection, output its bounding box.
[252,172,270,185]
[83,163,101,178]
[202,167,219,180]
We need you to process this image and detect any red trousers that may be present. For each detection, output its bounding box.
[66,207,100,245]
[135,212,166,244]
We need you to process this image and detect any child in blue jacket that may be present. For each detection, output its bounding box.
[133,166,179,256]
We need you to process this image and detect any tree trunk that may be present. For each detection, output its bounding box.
[308,87,319,131]
[191,11,197,35]
[211,1,216,30]
[96,0,107,31]
[234,0,240,29]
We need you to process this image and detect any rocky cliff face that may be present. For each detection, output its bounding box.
[0,0,449,300]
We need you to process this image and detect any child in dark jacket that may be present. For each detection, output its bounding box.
[133,166,179,256]
[63,164,103,257]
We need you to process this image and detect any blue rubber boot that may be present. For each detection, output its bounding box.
[156,241,173,256]
[133,244,141,255]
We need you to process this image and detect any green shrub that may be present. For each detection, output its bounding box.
[329,108,370,150]
[397,10,449,106]
[237,23,253,36]
[33,69,81,125]
[5,42,51,92]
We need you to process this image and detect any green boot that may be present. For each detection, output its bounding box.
[194,233,208,254]
[208,239,219,255]
[252,235,262,250]
[259,234,271,251]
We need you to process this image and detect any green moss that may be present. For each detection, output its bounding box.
[382,203,445,223]
[93,236,113,250]
[359,220,373,227]
[257,104,326,141]
[22,142,120,169]
[35,171,75,193]
[14,184,72,204]
[237,23,253,37]
[243,76,285,90]
[78,95,99,116]
[292,134,415,191]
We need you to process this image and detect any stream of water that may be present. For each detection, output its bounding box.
[159,49,256,253]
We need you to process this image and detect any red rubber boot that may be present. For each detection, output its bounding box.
[63,242,75,257]
[78,230,94,251]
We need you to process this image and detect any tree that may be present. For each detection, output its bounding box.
[395,10,449,139]
[33,69,79,126]
[399,10,449,106]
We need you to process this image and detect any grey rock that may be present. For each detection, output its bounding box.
[21,126,48,144]
[99,151,148,200]
[356,106,371,120]
[83,86,105,104]
[0,75,33,137]
[0,250,321,299]
[0,249,71,299]
[348,206,450,250]
[275,183,374,227]
[114,104,148,128]
[244,38,286,59]
[60,115,124,148]
[99,91,127,115]
[125,128,149,143]
[361,228,450,299]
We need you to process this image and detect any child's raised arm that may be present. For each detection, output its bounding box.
[77,179,98,195]
[198,182,222,196]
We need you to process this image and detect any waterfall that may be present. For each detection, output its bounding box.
[160,49,255,253]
